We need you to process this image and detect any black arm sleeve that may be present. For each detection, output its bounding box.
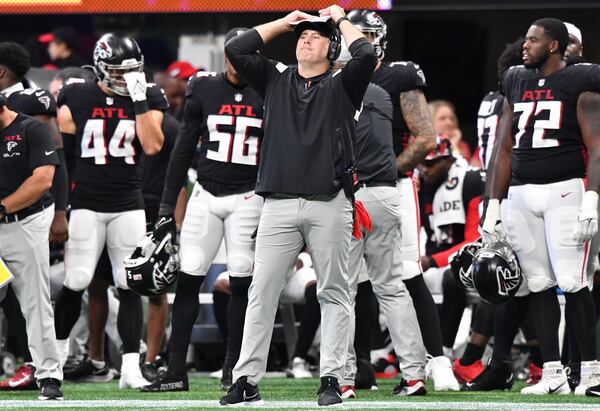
[158,100,203,215]
[51,148,69,211]
[341,37,377,109]
[224,29,276,97]
[62,132,76,179]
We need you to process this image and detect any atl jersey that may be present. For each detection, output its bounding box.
[184,72,263,196]
[57,77,168,212]
[371,61,427,171]
[476,91,503,170]
[7,86,57,117]
[501,63,600,185]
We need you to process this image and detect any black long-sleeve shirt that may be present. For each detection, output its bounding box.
[225,29,376,195]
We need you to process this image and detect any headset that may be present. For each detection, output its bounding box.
[0,93,6,108]
[327,28,342,61]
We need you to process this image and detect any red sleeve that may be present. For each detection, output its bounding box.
[431,195,481,267]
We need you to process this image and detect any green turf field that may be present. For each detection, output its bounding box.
[1,377,600,410]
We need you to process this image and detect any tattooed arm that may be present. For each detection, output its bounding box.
[397,89,437,174]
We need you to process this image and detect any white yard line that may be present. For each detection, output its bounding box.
[1,400,598,409]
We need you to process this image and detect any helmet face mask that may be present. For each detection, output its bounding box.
[348,10,387,59]
[471,237,522,304]
[93,33,144,96]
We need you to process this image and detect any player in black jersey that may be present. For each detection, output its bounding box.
[482,18,600,396]
[348,9,458,391]
[53,32,168,389]
[142,27,264,393]
[0,42,69,390]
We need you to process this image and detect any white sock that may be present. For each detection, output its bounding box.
[121,352,141,372]
[91,359,106,369]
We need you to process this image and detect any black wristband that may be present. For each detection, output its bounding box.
[133,100,149,115]
[336,16,350,29]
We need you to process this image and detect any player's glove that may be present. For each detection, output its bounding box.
[573,191,598,243]
[479,198,504,244]
[154,215,177,242]
[123,71,148,103]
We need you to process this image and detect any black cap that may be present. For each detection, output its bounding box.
[294,20,334,38]
[38,27,80,51]
[225,27,250,44]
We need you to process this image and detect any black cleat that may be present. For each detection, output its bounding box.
[567,366,580,392]
[219,376,264,406]
[38,378,64,400]
[141,362,161,383]
[317,376,343,407]
[461,358,514,391]
[220,367,233,391]
[586,382,600,397]
[140,369,188,392]
[64,359,113,382]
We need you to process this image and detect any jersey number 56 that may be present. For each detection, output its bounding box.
[206,115,261,166]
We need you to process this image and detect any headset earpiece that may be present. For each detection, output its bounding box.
[328,28,342,61]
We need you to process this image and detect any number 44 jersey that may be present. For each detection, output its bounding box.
[58,77,169,212]
[500,63,600,186]
[184,71,264,196]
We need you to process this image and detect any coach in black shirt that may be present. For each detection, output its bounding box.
[0,100,63,400]
[221,5,376,407]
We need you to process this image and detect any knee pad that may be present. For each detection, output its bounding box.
[229,276,252,296]
[180,247,209,277]
[63,268,94,292]
[526,276,557,293]
[227,253,254,278]
[557,276,587,293]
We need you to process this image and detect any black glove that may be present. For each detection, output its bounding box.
[153,215,177,241]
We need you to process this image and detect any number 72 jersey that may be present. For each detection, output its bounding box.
[58,77,168,212]
[500,63,600,185]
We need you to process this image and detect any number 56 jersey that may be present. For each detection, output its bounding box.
[184,72,264,196]
[500,63,600,186]
[58,77,168,212]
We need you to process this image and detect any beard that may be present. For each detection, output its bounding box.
[524,50,550,69]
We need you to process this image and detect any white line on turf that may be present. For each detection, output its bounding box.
[1,401,598,409]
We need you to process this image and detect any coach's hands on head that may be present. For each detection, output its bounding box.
[154,214,177,242]
[123,71,148,103]
[318,5,346,23]
[573,191,599,243]
[479,198,504,244]
[280,10,318,31]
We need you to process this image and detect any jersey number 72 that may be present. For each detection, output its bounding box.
[513,101,563,148]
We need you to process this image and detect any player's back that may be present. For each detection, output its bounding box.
[58,77,167,212]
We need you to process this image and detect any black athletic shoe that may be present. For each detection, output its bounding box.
[355,358,377,390]
[219,376,264,406]
[64,359,113,382]
[38,378,63,400]
[585,382,600,397]
[317,376,343,407]
[567,366,580,392]
[141,362,161,383]
[461,358,514,391]
[139,369,188,392]
[220,367,233,391]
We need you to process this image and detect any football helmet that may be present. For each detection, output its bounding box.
[449,239,483,291]
[124,232,179,296]
[347,9,387,59]
[471,237,522,304]
[93,32,144,96]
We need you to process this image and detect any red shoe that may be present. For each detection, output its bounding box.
[0,364,37,390]
[526,363,542,385]
[392,379,427,396]
[340,385,356,399]
[373,355,399,379]
[452,359,484,383]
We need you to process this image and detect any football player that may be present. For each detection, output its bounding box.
[482,18,600,395]
[348,9,458,391]
[0,41,69,390]
[53,32,167,389]
[142,27,264,392]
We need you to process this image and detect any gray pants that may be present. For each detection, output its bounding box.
[343,187,426,384]
[233,190,353,384]
[0,207,62,381]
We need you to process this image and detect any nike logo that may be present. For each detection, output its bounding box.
[9,375,30,387]
[561,192,572,198]
[243,194,254,200]
[244,392,258,400]
[588,390,600,396]
[45,151,54,156]
[548,381,565,393]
